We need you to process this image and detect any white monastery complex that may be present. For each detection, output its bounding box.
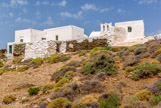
[7,20,159,59]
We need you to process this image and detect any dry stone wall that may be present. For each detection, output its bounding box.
[13,38,109,60]
[0,49,7,59]
[13,43,26,56]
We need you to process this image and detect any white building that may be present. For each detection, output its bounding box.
[89,20,146,44]
[7,25,87,57]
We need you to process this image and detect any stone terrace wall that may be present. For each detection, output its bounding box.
[66,38,108,52]
[0,49,7,59]
[21,38,109,60]
[13,43,26,56]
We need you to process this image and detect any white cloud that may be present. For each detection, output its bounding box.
[1,0,29,8]
[58,0,67,7]
[9,13,14,17]
[60,11,83,19]
[100,8,109,13]
[81,4,99,11]
[117,8,126,13]
[16,17,30,23]
[138,0,157,4]
[43,16,54,25]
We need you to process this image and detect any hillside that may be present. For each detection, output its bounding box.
[0,39,161,108]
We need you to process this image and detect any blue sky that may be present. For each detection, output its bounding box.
[0,0,161,48]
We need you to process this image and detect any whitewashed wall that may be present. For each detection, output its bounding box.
[15,29,31,43]
[24,41,57,60]
[30,29,46,42]
[115,20,144,42]
[44,26,73,41]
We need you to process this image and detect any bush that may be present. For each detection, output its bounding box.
[0,67,9,75]
[28,87,40,95]
[155,48,161,56]
[104,46,112,50]
[90,47,104,55]
[51,66,76,82]
[47,97,71,108]
[60,56,71,62]
[66,61,80,67]
[150,95,161,105]
[54,78,69,92]
[157,54,161,63]
[132,62,161,81]
[80,80,104,94]
[122,57,140,69]
[95,72,106,81]
[79,51,87,57]
[136,89,153,101]
[48,54,60,63]
[149,79,161,96]
[42,84,54,94]
[0,61,4,67]
[17,66,28,72]
[152,60,160,64]
[76,95,99,108]
[30,57,43,66]
[110,47,121,52]
[134,47,147,55]
[120,46,128,51]
[129,44,143,52]
[82,54,118,75]
[3,95,16,104]
[99,95,120,108]
[125,66,134,73]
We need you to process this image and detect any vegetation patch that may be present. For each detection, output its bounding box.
[60,56,71,62]
[82,54,118,75]
[28,87,40,95]
[90,47,104,55]
[30,57,43,66]
[134,47,147,55]
[136,89,153,101]
[132,62,161,81]
[47,97,71,108]
[0,61,4,67]
[42,84,54,94]
[17,65,29,72]
[48,54,60,63]
[149,78,161,96]
[3,95,16,104]
[79,51,87,57]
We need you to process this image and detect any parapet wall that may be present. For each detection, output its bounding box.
[22,38,109,60]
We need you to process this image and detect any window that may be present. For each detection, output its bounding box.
[20,39,23,42]
[128,27,132,32]
[42,38,46,40]
[56,35,58,41]
[103,26,105,32]
[107,25,109,31]
[9,45,12,54]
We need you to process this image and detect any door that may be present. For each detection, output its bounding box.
[9,45,12,54]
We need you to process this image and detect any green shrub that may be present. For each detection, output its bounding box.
[19,97,30,104]
[42,84,54,94]
[79,51,87,57]
[150,95,161,105]
[77,95,98,108]
[3,95,16,104]
[104,46,112,50]
[28,87,40,95]
[129,44,143,52]
[134,47,147,55]
[0,67,9,75]
[54,78,69,92]
[17,66,28,72]
[99,95,120,108]
[90,47,104,55]
[0,61,4,67]
[60,56,71,62]
[132,62,161,81]
[157,54,161,63]
[82,54,118,75]
[47,97,71,108]
[110,47,121,52]
[120,46,128,51]
[136,89,153,101]
[155,48,161,56]
[48,55,60,63]
[125,66,134,73]
[30,57,43,66]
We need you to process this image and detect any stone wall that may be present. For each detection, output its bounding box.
[13,43,26,56]
[24,40,57,60]
[66,38,109,52]
[16,38,109,60]
[0,49,7,59]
